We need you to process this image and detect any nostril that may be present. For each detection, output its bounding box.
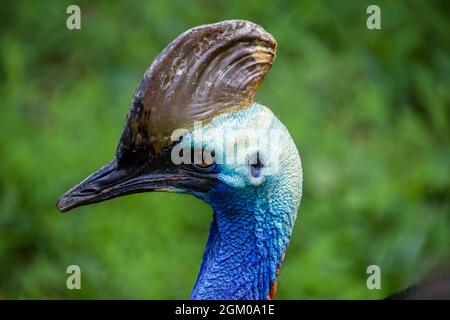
[78,186,100,195]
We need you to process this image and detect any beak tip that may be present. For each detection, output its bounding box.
[56,195,73,213]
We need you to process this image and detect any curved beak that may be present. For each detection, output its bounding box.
[56,149,216,213]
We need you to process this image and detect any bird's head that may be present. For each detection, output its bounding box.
[57,20,302,226]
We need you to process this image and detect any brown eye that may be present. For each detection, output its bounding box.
[193,159,215,171]
[196,161,213,169]
[193,149,216,171]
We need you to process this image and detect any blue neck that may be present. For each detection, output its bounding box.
[190,195,294,300]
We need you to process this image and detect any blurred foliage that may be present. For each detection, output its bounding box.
[0,0,449,299]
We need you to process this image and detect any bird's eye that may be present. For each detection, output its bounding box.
[249,152,264,178]
[192,149,216,172]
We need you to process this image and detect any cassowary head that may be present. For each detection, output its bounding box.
[57,20,302,300]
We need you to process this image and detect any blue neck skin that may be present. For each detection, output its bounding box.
[190,186,296,300]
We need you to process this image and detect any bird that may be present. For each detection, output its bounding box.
[56,20,450,301]
[57,20,301,300]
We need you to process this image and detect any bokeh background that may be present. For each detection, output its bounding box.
[0,0,448,299]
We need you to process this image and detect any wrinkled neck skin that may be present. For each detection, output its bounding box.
[191,180,300,300]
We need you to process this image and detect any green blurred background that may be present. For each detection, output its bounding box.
[0,0,449,299]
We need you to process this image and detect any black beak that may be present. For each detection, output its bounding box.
[56,149,216,213]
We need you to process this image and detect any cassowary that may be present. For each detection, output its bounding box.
[57,20,299,300]
[57,20,449,300]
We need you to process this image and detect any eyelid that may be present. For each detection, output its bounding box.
[193,162,216,173]
[196,161,214,168]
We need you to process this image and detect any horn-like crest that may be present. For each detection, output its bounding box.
[116,20,276,162]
